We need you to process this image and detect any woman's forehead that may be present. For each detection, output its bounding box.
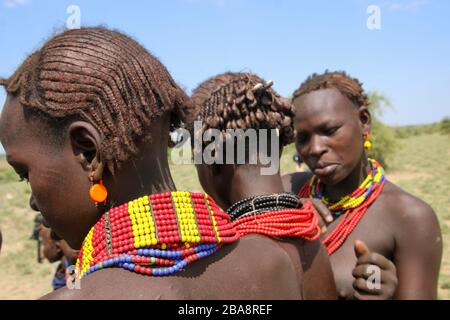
[0,95,39,150]
[0,96,22,143]
[293,88,357,124]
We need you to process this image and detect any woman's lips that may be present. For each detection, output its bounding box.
[313,164,338,177]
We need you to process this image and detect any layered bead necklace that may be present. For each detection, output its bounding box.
[77,191,239,278]
[77,191,320,278]
[298,158,386,255]
[228,193,321,240]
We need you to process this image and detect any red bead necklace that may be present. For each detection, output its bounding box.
[298,159,386,255]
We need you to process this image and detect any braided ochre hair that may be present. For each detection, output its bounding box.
[191,72,295,148]
[292,70,369,108]
[0,27,194,172]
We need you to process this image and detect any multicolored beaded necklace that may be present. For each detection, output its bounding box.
[298,158,386,255]
[76,191,320,278]
[76,191,239,278]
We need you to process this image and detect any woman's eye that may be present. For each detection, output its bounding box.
[297,134,309,144]
[324,127,339,136]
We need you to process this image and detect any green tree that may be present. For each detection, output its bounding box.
[367,91,397,168]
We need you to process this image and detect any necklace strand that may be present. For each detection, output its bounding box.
[77,191,320,278]
[228,193,321,241]
[298,158,386,255]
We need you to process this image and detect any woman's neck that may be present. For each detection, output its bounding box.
[226,165,285,209]
[105,154,176,209]
[323,156,371,201]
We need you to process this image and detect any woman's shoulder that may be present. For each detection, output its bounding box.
[40,235,304,300]
[380,180,436,217]
[377,180,440,235]
[40,267,191,299]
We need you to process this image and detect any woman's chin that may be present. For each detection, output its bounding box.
[314,166,341,185]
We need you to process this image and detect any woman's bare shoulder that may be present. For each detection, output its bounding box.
[381,180,436,218]
[39,268,185,300]
[378,180,440,238]
[40,236,303,300]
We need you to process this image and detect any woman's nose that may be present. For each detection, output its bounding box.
[309,135,327,158]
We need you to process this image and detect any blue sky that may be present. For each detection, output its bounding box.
[0,0,449,127]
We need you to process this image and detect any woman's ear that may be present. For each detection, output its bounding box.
[68,121,105,179]
[358,106,372,133]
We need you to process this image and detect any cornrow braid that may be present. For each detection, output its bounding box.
[292,70,369,108]
[191,72,295,147]
[0,27,194,173]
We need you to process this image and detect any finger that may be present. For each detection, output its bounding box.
[310,199,334,224]
[356,251,395,271]
[353,278,396,300]
[354,240,370,259]
[353,290,385,300]
[352,277,383,295]
[353,266,397,287]
[352,264,376,279]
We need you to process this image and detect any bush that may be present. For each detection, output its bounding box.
[441,117,450,135]
[394,123,441,139]
[367,91,398,169]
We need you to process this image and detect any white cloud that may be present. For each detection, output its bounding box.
[385,0,430,12]
[3,0,31,9]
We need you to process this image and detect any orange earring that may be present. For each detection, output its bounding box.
[89,177,108,204]
[364,132,372,150]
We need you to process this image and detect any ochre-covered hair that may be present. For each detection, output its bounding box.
[191,72,295,147]
[292,70,369,108]
[0,27,194,172]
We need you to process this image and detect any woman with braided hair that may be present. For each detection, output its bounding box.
[189,72,337,299]
[283,71,442,299]
[0,27,330,299]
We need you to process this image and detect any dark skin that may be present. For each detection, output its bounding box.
[282,88,442,299]
[0,95,330,299]
[40,226,63,263]
[57,239,79,266]
[40,226,79,265]
[195,160,337,299]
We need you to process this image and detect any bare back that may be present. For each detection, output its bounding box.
[42,234,336,300]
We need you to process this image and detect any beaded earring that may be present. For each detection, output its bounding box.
[89,175,108,204]
[363,132,372,150]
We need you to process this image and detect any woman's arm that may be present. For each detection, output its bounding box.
[393,196,442,299]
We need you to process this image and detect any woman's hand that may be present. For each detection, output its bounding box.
[300,198,334,234]
[352,240,398,300]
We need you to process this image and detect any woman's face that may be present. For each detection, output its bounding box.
[293,88,370,185]
[0,96,100,249]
